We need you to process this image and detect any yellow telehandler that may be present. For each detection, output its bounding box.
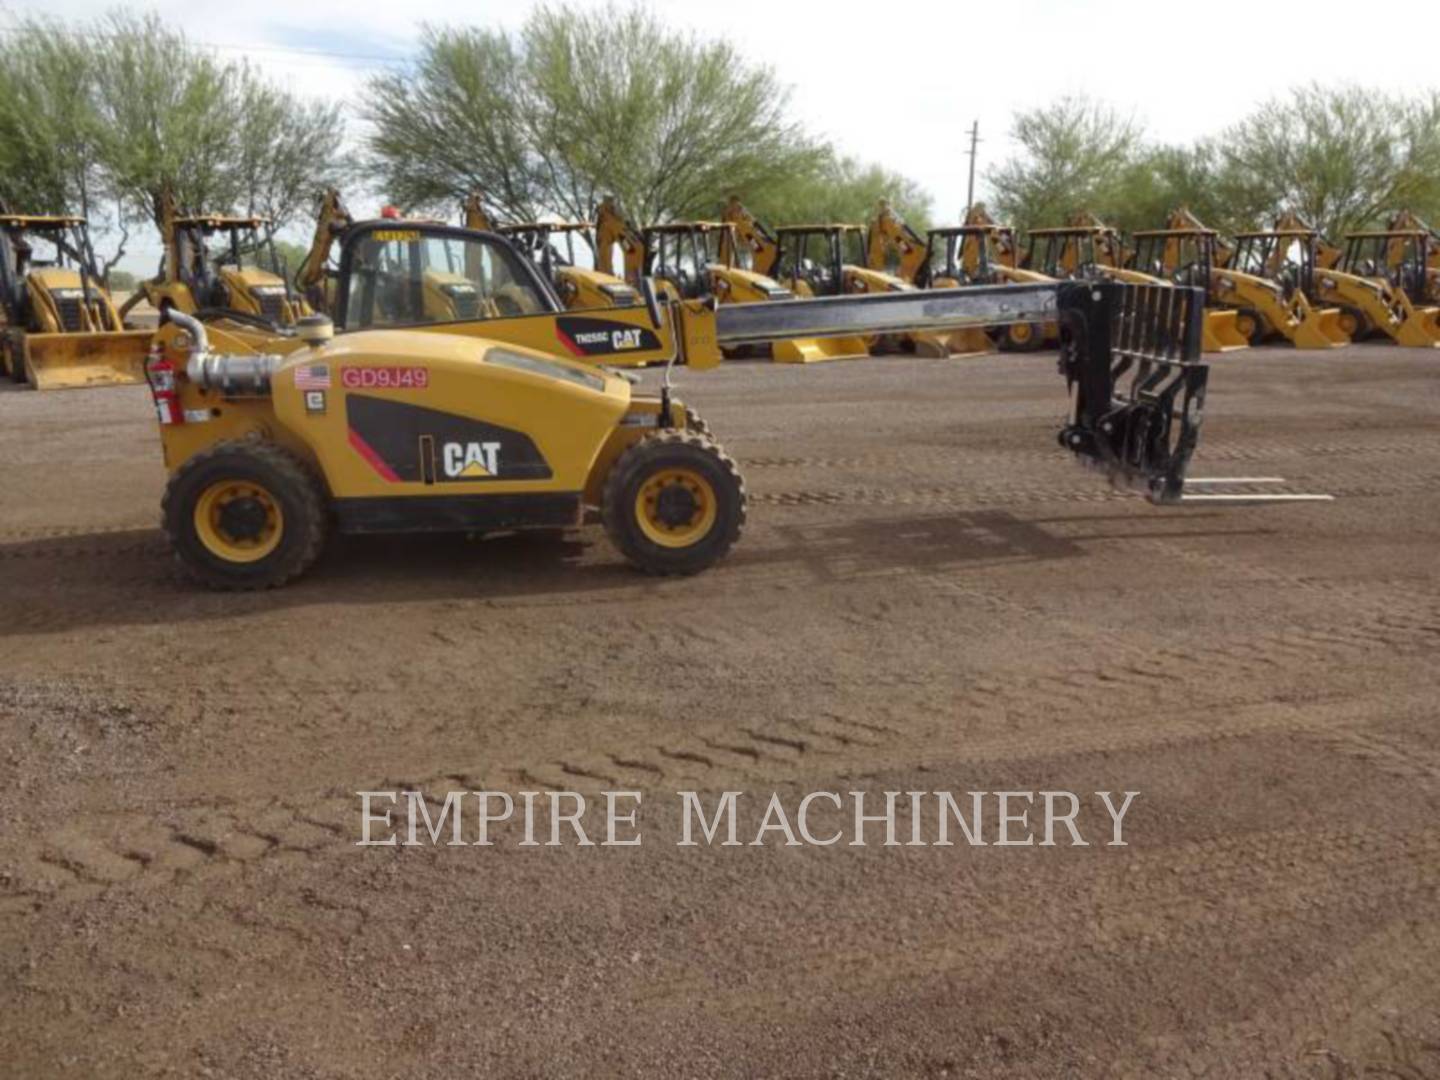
[0,209,152,389]
[1136,209,1348,349]
[123,189,312,331]
[138,215,1211,589]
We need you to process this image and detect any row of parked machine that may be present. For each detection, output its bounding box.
[2,188,1436,389]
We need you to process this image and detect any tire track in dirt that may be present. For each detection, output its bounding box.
[625,823,1440,1019]
[5,586,1437,912]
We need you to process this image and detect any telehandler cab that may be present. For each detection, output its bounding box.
[144,218,1211,591]
[0,210,153,389]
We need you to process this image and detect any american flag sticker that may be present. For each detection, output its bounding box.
[294,363,331,390]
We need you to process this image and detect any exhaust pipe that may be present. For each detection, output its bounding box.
[167,308,280,397]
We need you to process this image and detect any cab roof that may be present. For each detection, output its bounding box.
[175,214,272,230]
[1,214,86,229]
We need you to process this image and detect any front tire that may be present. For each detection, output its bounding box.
[602,431,746,576]
[999,322,1045,352]
[162,440,328,590]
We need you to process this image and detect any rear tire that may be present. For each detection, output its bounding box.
[1234,308,1265,345]
[682,407,712,438]
[602,431,746,576]
[162,440,328,590]
[998,322,1045,352]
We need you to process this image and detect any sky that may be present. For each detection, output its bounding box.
[8,0,1439,272]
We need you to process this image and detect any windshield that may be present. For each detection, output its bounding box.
[343,228,553,330]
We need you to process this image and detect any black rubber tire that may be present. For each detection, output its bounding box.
[998,322,1046,353]
[1234,308,1266,346]
[4,335,27,385]
[162,440,328,590]
[601,431,746,576]
[682,407,712,438]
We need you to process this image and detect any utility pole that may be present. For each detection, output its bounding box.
[964,120,981,217]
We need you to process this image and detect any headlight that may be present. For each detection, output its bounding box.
[49,288,83,300]
[250,285,286,297]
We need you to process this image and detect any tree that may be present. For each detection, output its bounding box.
[365,4,828,227]
[988,96,1144,232]
[733,152,934,232]
[1214,85,1440,238]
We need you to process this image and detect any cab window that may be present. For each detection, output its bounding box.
[343,229,551,330]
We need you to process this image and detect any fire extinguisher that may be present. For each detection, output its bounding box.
[146,345,184,426]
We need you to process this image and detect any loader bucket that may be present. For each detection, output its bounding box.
[1201,309,1249,352]
[1058,281,1209,504]
[21,330,154,390]
[1394,307,1440,348]
[772,335,870,363]
[944,327,997,357]
[1291,307,1350,349]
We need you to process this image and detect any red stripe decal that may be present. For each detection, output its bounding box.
[348,428,401,482]
[555,327,586,356]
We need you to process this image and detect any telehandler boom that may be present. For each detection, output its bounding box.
[143,219,1210,591]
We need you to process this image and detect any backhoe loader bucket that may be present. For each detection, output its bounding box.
[1058,282,1208,504]
[772,335,870,363]
[1201,309,1249,352]
[1291,307,1351,349]
[942,327,997,357]
[1395,306,1440,348]
[16,329,153,390]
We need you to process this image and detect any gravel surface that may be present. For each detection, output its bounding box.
[1,343,1437,1078]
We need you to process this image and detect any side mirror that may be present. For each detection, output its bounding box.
[640,276,663,330]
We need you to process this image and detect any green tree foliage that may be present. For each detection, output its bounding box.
[1216,85,1440,238]
[366,4,837,227]
[989,86,1440,241]
[0,11,345,278]
[735,152,933,231]
[989,96,1143,232]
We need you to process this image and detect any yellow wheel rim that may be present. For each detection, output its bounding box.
[193,480,283,563]
[1338,312,1359,336]
[1009,323,1034,344]
[1236,314,1257,339]
[634,467,717,548]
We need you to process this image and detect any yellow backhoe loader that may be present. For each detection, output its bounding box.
[463,193,639,310]
[1225,212,1437,346]
[864,203,992,356]
[915,205,1059,352]
[1326,226,1440,346]
[124,189,311,330]
[293,188,354,315]
[1136,210,1347,349]
[0,209,152,389]
[138,215,1211,590]
[1025,212,1250,353]
[1380,211,1440,301]
[718,196,780,276]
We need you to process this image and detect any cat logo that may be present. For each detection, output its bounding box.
[442,441,502,478]
[611,328,642,350]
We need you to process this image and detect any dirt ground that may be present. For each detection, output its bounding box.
[1,343,1437,1079]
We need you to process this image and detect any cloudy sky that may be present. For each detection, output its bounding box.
[9,0,1438,270]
